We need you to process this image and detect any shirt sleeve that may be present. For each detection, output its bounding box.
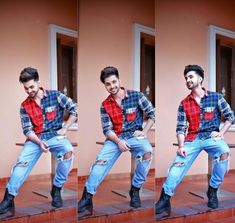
[176,102,188,135]
[138,93,155,121]
[57,92,78,117]
[100,105,114,136]
[20,105,34,137]
[218,94,235,124]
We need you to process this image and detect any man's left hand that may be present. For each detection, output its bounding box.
[133,130,146,137]
[210,131,224,139]
[57,126,67,135]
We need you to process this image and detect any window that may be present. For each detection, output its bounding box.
[140,33,155,107]
[216,34,235,112]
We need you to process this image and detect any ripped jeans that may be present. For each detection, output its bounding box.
[85,137,153,195]
[7,136,74,196]
[163,137,230,196]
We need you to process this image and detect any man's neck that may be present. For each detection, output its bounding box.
[191,86,205,104]
[33,88,44,104]
[112,88,125,105]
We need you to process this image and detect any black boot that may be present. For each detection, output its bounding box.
[77,187,93,213]
[0,189,15,214]
[129,185,141,208]
[155,188,171,215]
[207,186,218,209]
[51,185,63,208]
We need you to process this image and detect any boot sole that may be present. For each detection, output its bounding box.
[0,206,15,214]
[78,206,93,213]
[156,206,171,215]
[51,201,63,208]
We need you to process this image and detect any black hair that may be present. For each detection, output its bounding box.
[100,66,119,83]
[19,67,39,83]
[184,64,204,79]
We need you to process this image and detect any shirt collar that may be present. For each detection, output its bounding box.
[107,87,128,102]
[188,87,208,99]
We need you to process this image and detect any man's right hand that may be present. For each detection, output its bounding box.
[117,140,130,152]
[177,147,187,157]
[39,140,49,153]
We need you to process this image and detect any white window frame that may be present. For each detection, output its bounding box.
[208,25,235,131]
[132,23,155,91]
[132,23,155,130]
[49,24,78,130]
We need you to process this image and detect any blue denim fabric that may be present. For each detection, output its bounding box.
[7,136,74,196]
[163,137,229,196]
[85,137,153,195]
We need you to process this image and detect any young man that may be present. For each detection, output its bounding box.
[0,67,77,214]
[78,66,155,213]
[155,64,234,215]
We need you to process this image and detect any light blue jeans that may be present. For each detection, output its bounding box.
[163,137,230,196]
[7,136,74,196]
[85,137,153,195]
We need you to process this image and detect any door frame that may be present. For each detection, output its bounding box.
[132,23,155,91]
[49,24,77,90]
[209,25,235,131]
[208,25,235,91]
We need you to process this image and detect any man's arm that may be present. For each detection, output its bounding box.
[176,102,188,157]
[135,93,155,137]
[56,92,78,135]
[211,94,235,138]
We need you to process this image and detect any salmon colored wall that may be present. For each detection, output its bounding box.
[155,0,235,178]
[0,0,77,178]
[77,0,155,176]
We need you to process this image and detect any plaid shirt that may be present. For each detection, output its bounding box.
[101,88,155,139]
[176,89,234,142]
[20,89,77,141]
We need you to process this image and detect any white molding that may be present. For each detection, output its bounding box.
[48,24,78,90]
[208,25,235,130]
[208,25,235,91]
[132,23,155,90]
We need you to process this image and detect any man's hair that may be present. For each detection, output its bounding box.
[183,64,204,80]
[100,66,119,83]
[19,67,39,83]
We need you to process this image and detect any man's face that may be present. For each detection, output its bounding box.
[104,75,120,95]
[184,71,202,90]
[23,79,40,98]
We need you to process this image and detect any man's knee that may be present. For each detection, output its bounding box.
[143,152,152,160]
[96,159,108,164]
[63,151,72,159]
[220,152,229,161]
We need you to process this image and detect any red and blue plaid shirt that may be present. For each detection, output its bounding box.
[20,89,77,141]
[176,89,234,142]
[100,88,155,139]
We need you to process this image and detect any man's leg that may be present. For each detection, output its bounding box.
[47,136,74,208]
[156,139,202,214]
[127,137,153,208]
[78,140,121,213]
[0,141,42,214]
[204,138,230,209]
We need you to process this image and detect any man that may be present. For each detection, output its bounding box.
[0,67,77,214]
[155,64,234,215]
[78,66,155,213]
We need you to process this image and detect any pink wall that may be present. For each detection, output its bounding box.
[77,0,155,176]
[0,0,77,178]
[155,0,235,178]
